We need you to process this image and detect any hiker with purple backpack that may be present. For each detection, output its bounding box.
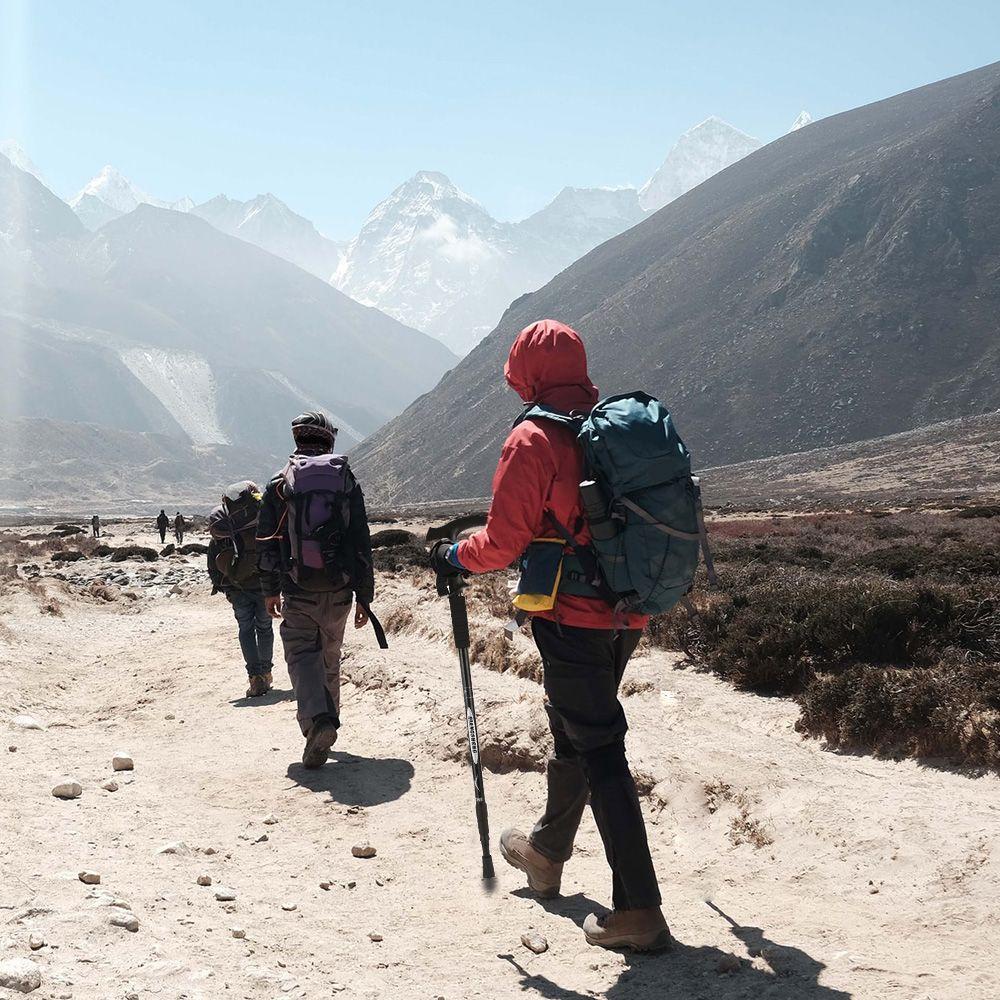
[256,412,385,768]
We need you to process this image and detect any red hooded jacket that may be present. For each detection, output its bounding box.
[455,320,648,631]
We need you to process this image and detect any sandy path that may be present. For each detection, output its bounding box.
[1,560,998,1000]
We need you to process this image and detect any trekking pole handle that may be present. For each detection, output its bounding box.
[447,578,471,649]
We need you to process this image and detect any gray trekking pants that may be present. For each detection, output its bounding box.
[279,590,352,735]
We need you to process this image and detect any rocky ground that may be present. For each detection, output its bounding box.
[0,522,998,999]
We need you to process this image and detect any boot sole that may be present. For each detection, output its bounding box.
[302,726,338,769]
[499,839,560,899]
[584,928,673,953]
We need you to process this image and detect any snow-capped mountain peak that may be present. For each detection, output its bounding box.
[639,117,762,212]
[69,165,191,230]
[789,110,814,132]
[0,139,46,185]
[191,191,345,281]
[72,165,159,214]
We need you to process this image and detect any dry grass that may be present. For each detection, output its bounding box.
[652,511,1000,767]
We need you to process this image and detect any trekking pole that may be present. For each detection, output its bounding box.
[428,514,494,882]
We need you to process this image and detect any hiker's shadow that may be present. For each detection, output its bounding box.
[286,750,414,807]
[503,896,852,1000]
[228,686,296,707]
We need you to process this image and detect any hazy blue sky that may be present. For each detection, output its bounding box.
[3,0,998,236]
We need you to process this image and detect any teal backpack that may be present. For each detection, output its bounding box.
[523,391,716,616]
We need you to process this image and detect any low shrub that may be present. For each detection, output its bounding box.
[371,529,417,549]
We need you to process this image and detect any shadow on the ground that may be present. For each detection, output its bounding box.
[501,899,852,1000]
[228,686,296,707]
[285,750,414,807]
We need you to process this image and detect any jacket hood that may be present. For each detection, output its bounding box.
[504,320,599,411]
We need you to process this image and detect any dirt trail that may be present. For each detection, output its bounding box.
[1,548,998,999]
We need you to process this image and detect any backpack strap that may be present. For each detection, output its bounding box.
[616,496,702,541]
[545,511,630,616]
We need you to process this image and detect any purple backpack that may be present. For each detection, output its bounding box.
[281,453,352,585]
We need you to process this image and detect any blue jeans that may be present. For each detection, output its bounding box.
[227,591,274,677]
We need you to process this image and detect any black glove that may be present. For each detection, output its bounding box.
[429,539,464,578]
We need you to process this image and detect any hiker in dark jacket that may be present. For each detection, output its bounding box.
[207,482,274,698]
[91,514,101,539]
[174,512,185,545]
[256,412,376,768]
[156,509,169,544]
[430,320,669,953]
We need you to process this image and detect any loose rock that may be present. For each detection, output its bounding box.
[112,753,134,771]
[231,927,246,939]
[110,912,140,932]
[102,780,119,792]
[0,956,42,993]
[197,875,213,887]
[78,871,101,885]
[215,887,237,902]
[157,841,190,855]
[521,931,548,954]
[52,780,82,800]
[281,902,297,912]
[28,934,45,951]
[262,813,279,825]
[13,715,44,731]
[352,844,377,859]
[368,932,383,943]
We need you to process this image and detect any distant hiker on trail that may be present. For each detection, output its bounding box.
[207,482,274,698]
[156,509,169,544]
[430,320,672,953]
[174,512,185,544]
[256,411,384,769]
[91,514,101,539]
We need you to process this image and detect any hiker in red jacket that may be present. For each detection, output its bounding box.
[430,319,669,952]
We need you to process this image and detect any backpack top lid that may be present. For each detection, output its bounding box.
[581,393,691,495]
[524,392,691,495]
[282,453,350,495]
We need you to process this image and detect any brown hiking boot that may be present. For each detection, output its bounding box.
[246,675,269,698]
[302,716,338,769]
[499,828,562,898]
[583,908,672,952]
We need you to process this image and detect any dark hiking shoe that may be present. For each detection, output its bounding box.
[246,674,270,698]
[302,716,338,768]
[583,908,672,952]
[499,828,562,898]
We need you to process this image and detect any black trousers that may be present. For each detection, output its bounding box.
[529,617,661,911]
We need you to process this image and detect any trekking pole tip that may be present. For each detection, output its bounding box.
[482,855,496,881]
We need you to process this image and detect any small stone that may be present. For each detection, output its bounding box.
[157,841,190,856]
[368,932,383,943]
[164,713,175,720]
[112,753,134,771]
[203,846,218,856]
[351,844,376,859]
[197,875,213,887]
[254,833,269,844]
[52,780,82,800]
[7,746,15,752]
[520,931,548,954]
[78,871,101,885]
[319,881,332,891]
[262,813,279,825]
[281,902,297,912]
[110,912,140,932]
[215,887,237,902]
[28,934,45,951]
[717,953,741,974]
[0,956,42,993]
[13,715,44,731]
[231,927,246,939]
[101,780,119,792]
